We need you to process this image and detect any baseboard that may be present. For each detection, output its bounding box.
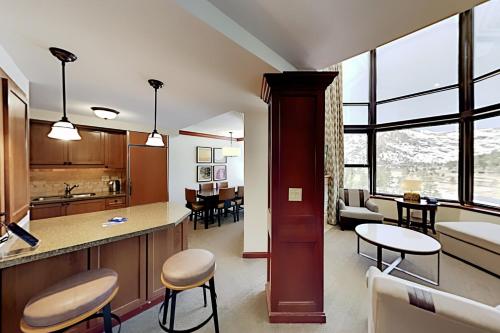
[268,311,326,324]
[242,251,268,259]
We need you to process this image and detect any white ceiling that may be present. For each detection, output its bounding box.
[182,111,244,138]
[207,0,486,69]
[0,0,275,132]
[0,0,486,134]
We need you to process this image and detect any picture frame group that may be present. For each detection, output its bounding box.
[196,146,228,182]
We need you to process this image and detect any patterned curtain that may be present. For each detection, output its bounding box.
[324,63,344,225]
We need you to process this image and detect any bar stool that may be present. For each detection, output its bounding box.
[159,249,219,333]
[20,268,120,333]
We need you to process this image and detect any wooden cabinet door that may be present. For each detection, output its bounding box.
[30,203,65,220]
[129,145,168,206]
[65,199,105,216]
[105,132,125,169]
[67,129,105,165]
[29,121,67,165]
[2,79,29,223]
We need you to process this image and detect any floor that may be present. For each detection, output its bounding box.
[123,216,500,333]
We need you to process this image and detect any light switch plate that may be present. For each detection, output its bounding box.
[288,188,302,202]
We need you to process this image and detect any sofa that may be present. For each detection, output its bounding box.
[435,221,500,277]
[338,189,383,230]
[367,267,500,333]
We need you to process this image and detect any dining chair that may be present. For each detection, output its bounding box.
[216,187,238,226]
[199,183,214,191]
[234,186,244,218]
[185,188,205,230]
[217,181,228,189]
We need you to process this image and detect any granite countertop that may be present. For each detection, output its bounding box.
[0,202,190,269]
[30,191,127,206]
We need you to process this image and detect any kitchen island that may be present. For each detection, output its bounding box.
[0,202,190,333]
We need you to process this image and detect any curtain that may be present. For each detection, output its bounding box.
[324,63,344,225]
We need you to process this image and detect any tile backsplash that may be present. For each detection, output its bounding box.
[30,168,125,198]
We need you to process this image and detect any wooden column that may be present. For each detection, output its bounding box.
[261,72,337,323]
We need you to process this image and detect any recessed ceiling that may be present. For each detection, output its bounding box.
[0,0,276,131]
[207,0,486,69]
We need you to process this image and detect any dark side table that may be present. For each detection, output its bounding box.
[395,198,438,234]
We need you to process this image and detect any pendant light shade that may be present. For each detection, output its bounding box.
[48,47,80,141]
[222,131,241,157]
[146,79,165,147]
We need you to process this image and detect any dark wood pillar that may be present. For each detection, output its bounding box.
[261,72,337,323]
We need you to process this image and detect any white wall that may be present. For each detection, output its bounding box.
[243,111,268,253]
[372,198,500,225]
[169,135,244,204]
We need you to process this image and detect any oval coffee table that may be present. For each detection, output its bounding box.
[355,224,441,285]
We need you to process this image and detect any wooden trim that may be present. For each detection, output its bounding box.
[179,130,244,142]
[371,194,500,217]
[242,251,268,259]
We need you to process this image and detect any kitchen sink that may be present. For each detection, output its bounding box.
[32,193,96,202]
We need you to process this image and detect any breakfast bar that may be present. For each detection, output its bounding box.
[0,202,190,333]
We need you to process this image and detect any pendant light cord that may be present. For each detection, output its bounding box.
[61,61,68,121]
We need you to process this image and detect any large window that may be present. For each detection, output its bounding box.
[377,125,459,199]
[339,0,500,208]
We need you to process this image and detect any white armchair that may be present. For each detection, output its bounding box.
[338,189,383,230]
[367,267,500,333]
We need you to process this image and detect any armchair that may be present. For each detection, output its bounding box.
[338,189,383,230]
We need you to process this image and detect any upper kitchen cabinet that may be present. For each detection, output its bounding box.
[105,132,126,169]
[30,120,126,168]
[67,128,105,165]
[30,121,67,165]
[1,77,29,223]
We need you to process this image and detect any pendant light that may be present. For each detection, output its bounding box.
[222,131,241,157]
[47,47,81,140]
[145,79,165,147]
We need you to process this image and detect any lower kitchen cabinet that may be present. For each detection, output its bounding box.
[65,199,105,216]
[31,198,118,220]
[29,203,65,220]
[0,218,188,333]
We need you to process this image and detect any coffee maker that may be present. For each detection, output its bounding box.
[108,180,121,192]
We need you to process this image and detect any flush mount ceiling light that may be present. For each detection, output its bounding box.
[91,107,120,120]
[145,79,165,147]
[47,47,81,141]
[222,131,241,157]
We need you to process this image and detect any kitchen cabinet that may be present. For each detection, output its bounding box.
[31,198,109,220]
[67,129,105,165]
[105,132,125,169]
[30,203,65,220]
[1,77,29,223]
[105,196,126,210]
[128,131,169,206]
[65,199,105,216]
[30,121,127,168]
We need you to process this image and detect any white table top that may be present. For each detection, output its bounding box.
[355,224,441,254]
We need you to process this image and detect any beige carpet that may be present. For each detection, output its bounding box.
[123,216,500,333]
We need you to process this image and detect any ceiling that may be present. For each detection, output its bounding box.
[182,111,244,138]
[0,0,486,133]
[207,0,486,69]
[0,0,275,132]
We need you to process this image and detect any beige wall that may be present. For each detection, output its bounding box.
[243,111,268,253]
[372,198,500,225]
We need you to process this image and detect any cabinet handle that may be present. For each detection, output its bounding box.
[129,181,132,196]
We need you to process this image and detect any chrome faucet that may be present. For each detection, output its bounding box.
[64,183,79,197]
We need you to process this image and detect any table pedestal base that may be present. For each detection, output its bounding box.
[357,237,440,286]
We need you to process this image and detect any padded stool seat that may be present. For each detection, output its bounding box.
[22,268,118,329]
[162,249,215,289]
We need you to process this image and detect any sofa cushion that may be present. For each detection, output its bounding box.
[435,222,500,255]
[340,206,384,221]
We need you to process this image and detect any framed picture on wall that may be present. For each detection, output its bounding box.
[196,146,212,163]
[197,165,212,182]
[212,148,227,163]
[213,165,227,181]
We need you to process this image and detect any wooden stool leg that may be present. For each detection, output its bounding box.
[102,303,113,333]
[162,287,171,325]
[169,291,177,331]
[209,278,219,333]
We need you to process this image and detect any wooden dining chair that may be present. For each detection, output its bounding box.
[199,183,214,191]
[216,187,238,226]
[217,181,228,189]
[234,186,244,218]
[185,188,205,230]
